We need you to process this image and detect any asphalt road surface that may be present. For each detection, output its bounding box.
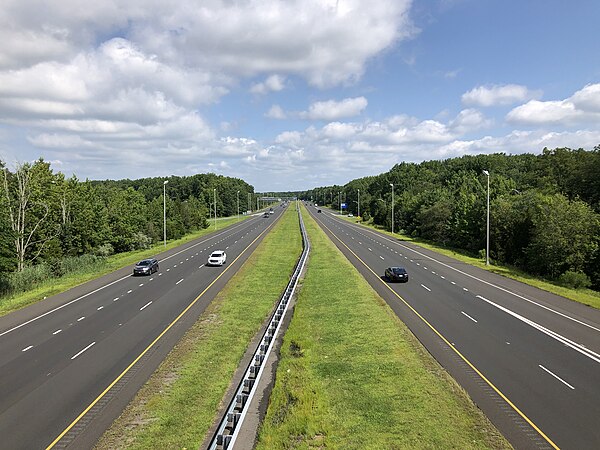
[305,204,600,450]
[0,205,286,450]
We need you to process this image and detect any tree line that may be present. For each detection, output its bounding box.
[0,158,256,294]
[301,147,600,291]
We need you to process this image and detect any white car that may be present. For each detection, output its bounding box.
[207,250,227,266]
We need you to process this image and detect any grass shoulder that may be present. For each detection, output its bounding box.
[0,216,249,316]
[95,206,302,449]
[256,204,510,449]
[337,214,600,310]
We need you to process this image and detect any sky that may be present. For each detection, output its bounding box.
[1,0,599,192]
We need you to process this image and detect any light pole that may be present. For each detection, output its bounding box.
[213,188,217,229]
[483,170,490,265]
[339,192,341,215]
[357,189,360,220]
[237,190,240,221]
[163,180,168,247]
[390,183,394,235]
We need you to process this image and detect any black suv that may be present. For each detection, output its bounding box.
[385,267,408,282]
[133,258,159,276]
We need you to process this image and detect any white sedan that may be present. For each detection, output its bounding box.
[207,250,227,266]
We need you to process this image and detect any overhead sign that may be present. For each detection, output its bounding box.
[341,202,346,208]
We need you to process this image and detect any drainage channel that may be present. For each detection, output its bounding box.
[207,203,310,450]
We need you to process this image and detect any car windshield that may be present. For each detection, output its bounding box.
[392,267,406,274]
[137,260,150,266]
[211,252,222,257]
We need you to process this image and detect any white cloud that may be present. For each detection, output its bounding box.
[250,74,286,94]
[265,105,287,119]
[301,96,368,120]
[449,109,493,134]
[462,84,540,107]
[506,84,600,126]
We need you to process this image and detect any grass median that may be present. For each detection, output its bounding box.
[256,205,510,449]
[95,207,302,449]
[0,215,250,316]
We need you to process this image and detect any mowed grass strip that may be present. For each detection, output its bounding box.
[256,205,511,449]
[0,216,248,316]
[95,207,301,450]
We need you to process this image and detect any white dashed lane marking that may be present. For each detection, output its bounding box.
[140,301,152,311]
[22,345,33,352]
[71,342,95,360]
[539,365,575,390]
[461,311,478,323]
[53,329,62,335]
[421,284,431,292]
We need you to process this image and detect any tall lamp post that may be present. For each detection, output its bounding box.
[213,188,217,229]
[483,170,490,265]
[237,190,240,221]
[390,183,394,235]
[339,192,341,215]
[357,189,360,220]
[163,180,168,247]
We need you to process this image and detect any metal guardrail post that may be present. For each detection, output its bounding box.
[208,201,310,449]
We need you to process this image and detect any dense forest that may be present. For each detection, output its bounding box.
[300,147,600,291]
[0,158,256,295]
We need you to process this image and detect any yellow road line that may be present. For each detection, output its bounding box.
[311,211,559,450]
[46,215,281,449]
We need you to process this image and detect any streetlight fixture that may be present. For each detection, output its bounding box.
[483,170,490,266]
[163,180,169,247]
[237,190,240,221]
[213,188,217,229]
[390,183,394,235]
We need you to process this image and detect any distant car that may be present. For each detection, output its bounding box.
[207,250,227,266]
[263,212,270,218]
[385,267,409,282]
[348,213,353,217]
[317,209,322,213]
[133,258,159,276]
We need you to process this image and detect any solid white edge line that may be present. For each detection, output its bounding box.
[539,365,575,389]
[71,342,96,360]
[0,273,130,338]
[461,311,478,323]
[1,217,261,339]
[476,295,600,364]
[357,224,600,333]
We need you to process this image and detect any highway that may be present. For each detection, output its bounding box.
[305,204,600,450]
[0,206,285,450]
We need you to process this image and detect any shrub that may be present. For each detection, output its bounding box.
[130,232,152,251]
[95,243,114,257]
[557,270,592,289]
[8,264,53,294]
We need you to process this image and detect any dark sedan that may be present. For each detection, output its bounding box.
[133,258,159,276]
[385,266,409,282]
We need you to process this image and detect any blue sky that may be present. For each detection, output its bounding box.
[1,0,599,191]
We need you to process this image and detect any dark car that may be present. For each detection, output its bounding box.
[133,258,159,276]
[385,267,408,282]
[317,209,322,213]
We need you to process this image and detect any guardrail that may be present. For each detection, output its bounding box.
[208,202,310,449]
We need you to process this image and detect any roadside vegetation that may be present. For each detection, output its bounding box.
[95,205,302,449]
[256,204,510,449]
[0,216,247,316]
[302,147,600,294]
[0,158,263,306]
